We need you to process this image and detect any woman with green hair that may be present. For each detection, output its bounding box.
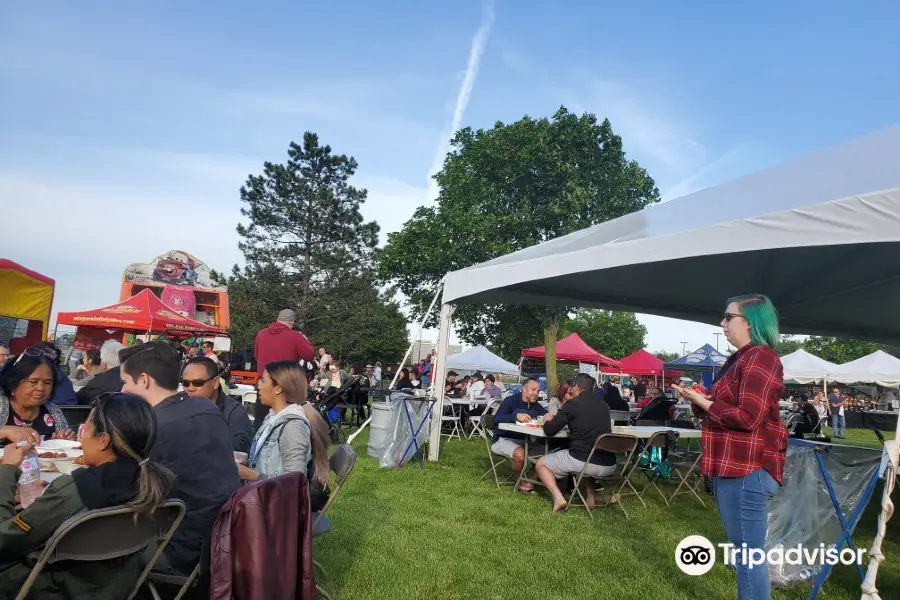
[673,294,788,600]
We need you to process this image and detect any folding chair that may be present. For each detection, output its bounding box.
[568,433,641,519]
[14,500,185,600]
[313,444,357,600]
[479,414,514,489]
[666,419,701,459]
[469,399,501,440]
[440,401,462,440]
[633,431,679,508]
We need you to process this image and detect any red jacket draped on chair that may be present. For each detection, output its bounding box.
[209,472,316,599]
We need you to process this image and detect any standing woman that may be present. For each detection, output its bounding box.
[672,294,787,600]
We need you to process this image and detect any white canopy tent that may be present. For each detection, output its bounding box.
[445,345,519,375]
[830,350,900,387]
[426,124,900,600]
[781,349,838,385]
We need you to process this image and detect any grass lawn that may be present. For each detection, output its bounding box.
[313,427,898,600]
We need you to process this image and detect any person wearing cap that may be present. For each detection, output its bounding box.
[253,309,315,429]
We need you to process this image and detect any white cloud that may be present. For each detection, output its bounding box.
[427,0,496,199]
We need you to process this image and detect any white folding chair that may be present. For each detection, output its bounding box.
[468,399,501,439]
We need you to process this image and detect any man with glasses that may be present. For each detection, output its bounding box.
[181,357,252,453]
[119,341,239,575]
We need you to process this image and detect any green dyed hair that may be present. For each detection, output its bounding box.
[728,294,780,348]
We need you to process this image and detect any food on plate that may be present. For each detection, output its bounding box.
[38,451,67,459]
[73,455,86,465]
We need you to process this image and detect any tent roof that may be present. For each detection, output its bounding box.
[664,344,728,372]
[57,289,221,333]
[522,332,621,368]
[830,350,900,387]
[600,348,682,376]
[440,125,900,344]
[0,259,55,288]
[446,345,519,375]
[780,349,838,384]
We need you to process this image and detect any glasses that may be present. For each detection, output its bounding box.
[14,345,59,366]
[723,312,746,323]
[181,375,216,388]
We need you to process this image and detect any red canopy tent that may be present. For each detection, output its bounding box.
[601,348,682,377]
[57,289,221,333]
[521,332,621,369]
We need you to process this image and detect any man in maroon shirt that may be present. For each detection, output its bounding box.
[252,309,315,427]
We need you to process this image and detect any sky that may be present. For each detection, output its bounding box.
[2,0,899,355]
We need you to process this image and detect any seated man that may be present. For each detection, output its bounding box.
[181,357,253,453]
[482,375,504,400]
[75,340,126,405]
[491,378,546,492]
[536,373,615,512]
[120,341,240,574]
[792,394,821,439]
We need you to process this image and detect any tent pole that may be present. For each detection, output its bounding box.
[347,282,443,445]
[427,302,453,462]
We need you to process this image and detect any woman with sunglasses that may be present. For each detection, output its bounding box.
[0,393,175,599]
[238,361,330,493]
[672,294,788,600]
[0,355,75,445]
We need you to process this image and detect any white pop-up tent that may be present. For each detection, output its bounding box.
[445,345,519,375]
[830,350,900,387]
[426,124,900,600]
[781,349,838,385]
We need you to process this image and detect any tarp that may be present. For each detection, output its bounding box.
[664,344,728,372]
[601,348,681,377]
[0,259,55,341]
[830,350,900,387]
[521,332,621,368]
[446,345,519,375]
[57,289,221,333]
[441,125,900,345]
[781,349,838,384]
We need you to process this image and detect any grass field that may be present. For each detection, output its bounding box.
[311,427,898,600]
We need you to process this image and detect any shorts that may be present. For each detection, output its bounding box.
[491,438,525,459]
[544,450,616,479]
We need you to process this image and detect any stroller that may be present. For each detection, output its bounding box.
[310,375,364,444]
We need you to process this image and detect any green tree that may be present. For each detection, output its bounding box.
[236,132,379,328]
[378,107,660,392]
[561,310,647,359]
[776,335,804,357]
[802,336,887,364]
[653,350,680,362]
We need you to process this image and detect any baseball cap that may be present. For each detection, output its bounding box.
[277,309,296,321]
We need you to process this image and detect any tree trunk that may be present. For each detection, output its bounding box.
[543,320,559,396]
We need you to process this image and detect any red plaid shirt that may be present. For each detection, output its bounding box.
[699,344,788,484]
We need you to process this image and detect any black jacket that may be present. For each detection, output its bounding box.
[75,367,123,405]
[543,391,615,465]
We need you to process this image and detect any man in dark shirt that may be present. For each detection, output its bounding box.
[537,373,615,512]
[181,357,253,453]
[791,394,820,439]
[491,378,547,491]
[828,387,845,438]
[120,342,240,574]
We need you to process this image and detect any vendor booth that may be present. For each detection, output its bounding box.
[0,259,55,353]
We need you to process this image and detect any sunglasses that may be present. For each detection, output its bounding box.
[723,312,746,323]
[14,345,59,366]
[181,375,217,388]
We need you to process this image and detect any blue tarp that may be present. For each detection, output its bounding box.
[664,343,728,373]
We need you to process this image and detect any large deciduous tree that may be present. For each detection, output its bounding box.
[562,310,647,359]
[378,107,660,391]
[802,336,889,364]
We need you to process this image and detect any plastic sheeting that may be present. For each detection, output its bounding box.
[766,442,882,588]
[378,392,433,469]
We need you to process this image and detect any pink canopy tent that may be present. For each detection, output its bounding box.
[521,332,621,369]
[601,348,682,377]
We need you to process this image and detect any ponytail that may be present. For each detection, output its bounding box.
[130,457,176,517]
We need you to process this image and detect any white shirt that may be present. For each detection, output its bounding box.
[468,381,485,397]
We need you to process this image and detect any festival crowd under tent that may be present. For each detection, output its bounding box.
[427,124,900,600]
[56,289,222,347]
[521,332,621,369]
[0,259,55,353]
[829,350,900,387]
[780,349,838,386]
[445,345,519,375]
[601,348,682,377]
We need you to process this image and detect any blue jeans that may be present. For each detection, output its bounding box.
[714,468,780,600]
[830,414,845,438]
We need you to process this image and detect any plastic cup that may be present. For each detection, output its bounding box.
[234,452,248,465]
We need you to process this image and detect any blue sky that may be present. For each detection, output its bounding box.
[2,0,898,353]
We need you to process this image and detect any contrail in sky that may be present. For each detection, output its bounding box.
[427,1,495,200]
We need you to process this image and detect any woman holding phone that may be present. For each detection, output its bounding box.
[672,294,787,600]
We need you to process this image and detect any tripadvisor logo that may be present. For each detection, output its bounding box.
[675,535,866,576]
